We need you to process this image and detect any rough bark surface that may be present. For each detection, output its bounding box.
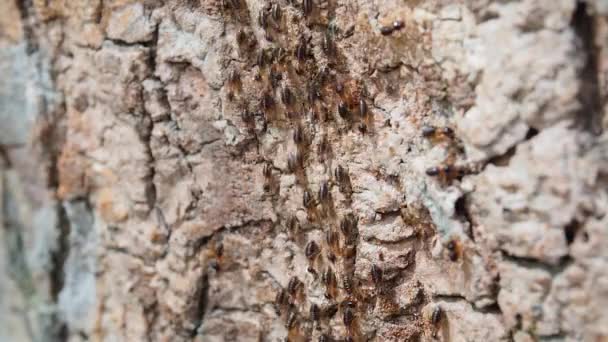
[1,0,608,341]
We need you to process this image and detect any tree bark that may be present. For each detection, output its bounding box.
[1,0,608,341]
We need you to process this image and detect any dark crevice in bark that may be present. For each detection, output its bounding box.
[454,194,474,242]
[501,251,573,275]
[15,0,38,54]
[190,273,210,338]
[571,1,603,135]
[48,203,71,341]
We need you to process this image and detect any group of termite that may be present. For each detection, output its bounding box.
[209,0,475,340]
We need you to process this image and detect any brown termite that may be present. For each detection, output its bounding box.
[338,101,350,119]
[446,240,460,261]
[342,273,353,295]
[370,264,383,287]
[303,190,315,209]
[305,241,320,261]
[287,276,302,298]
[318,181,330,202]
[343,307,355,328]
[324,303,338,318]
[263,163,273,179]
[334,165,348,184]
[275,288,289,314]
[380,25,394,35]
[293,125,304,144]
[421,125,454,142]
[271,3,281,22]
[287,151,302,173]
[296,37,308,61]
[303,0,313,15]
[359,98,368,117]
[426,164,466,184]
[325,229,340,253]
[261,92,275,110]
[281,86,294,106]
[322,267,337,299]
[310,303,320,324]
[286,215,300,234]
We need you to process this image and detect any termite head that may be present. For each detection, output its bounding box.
[393,20,404,30]
[380,25,394,35]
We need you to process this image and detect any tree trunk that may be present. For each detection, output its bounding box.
[1,0,608,341]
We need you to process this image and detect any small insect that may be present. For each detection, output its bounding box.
[281,86,294,106]
[322,267,337,299]
[446,240,458,261]
[421,125,454,141]
[425,164,465,184]
[305,241,320,260]
[322,33,334,57]
[343,307,354,327]
[292,126,305,145]
[269,68,282,89]
[393,20,404,30]
[338,101,350,118]
[263,163,272,179]
[380,25,394,35]
[303,190,315,208]
[296,38,307,60]
[286,310,297,329]
[318,333,331,342]
[431,306,443,324]
[324,303,338,318]
[357,122,368,134]
[318,181,330,202]
[287,151,302,173]
[271,3,281,21]
[303,0,313,15]
[359,98,368,117]
[275,288,289,313]
[261,93,275,109]
[228,69,240,85]
[242,111,255,123]
[335,83,344,94]
[308,82,321,103]
[286,215,300,233]
[258,9,268,29]
[342,274,353,294]
[370,264,383,286]
[310,303,320,322]
[340,215,358,245]
[334,165,348,184]
[327,252,336,263]
[288,277,302,297]
[257,50,266,67]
